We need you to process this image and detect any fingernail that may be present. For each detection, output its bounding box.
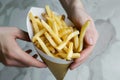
[33,54,38,58]
[26,49,32,54]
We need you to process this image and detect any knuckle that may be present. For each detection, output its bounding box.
[5,50,17,60]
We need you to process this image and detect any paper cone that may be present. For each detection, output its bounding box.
[40,55,70,80]
[26,7,73,80]
[35,47,71,80]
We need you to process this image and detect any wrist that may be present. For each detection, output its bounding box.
[59,0,84,17]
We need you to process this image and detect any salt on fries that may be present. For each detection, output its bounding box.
[29,5,90,60]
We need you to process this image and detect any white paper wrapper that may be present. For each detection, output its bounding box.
[26,7,74,64]
[26,7,74,80]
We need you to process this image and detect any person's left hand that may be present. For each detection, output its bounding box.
[68,7,99,70]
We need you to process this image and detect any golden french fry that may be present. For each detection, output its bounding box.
[44,32,57,47]
[29,12,39,34]
[72,53,80,59]
[41,19,62,44]
[66,42,73,60]
[36,37,54,57]
[47,17,53,28]
[35,18,43,29]
[47,46,56,54]
[32,28,46,42]
[77,20,90,52]
[57,31,79,50]
[40,35,48,42]
[61,20,68,28]
[61,35,68,41]
[55,52,67,59]
[53,22,58,36]
[45,5,52,18]
[59,27,73,38]
[73,35,79,51]
[46,17,58,35]
[44,32,67,53]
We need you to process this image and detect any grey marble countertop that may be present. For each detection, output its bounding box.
[0,0,120,80]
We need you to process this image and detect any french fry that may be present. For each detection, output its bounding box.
[45,5,52,18]
[61,35,68,41]
[45,17,53,25]
[29,12,39,34]
[53,22,58,36]
[44,32,57,47]
[32,28,46,42]
[29,5,89,60]
[36,37,54,57]
[47,46,56,54]
[72,53,80,59]
[41,19,62,44]
[77,20,90,52]
[56,31,79,50]
[61,19,68,28]
[66,42,73,60]
[73,35,79,51]
[54,15,61,27]
[59,27,73,38]
[55,52,67,59]
[35,18,43,29]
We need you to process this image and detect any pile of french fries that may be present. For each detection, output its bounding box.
[29,5,90,60]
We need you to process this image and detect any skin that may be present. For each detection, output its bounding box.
[0,27,46,68]
[60,0,98,70]
[0,0,98,70]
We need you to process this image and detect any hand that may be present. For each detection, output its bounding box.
[60,0,98,70]
[68,7,99,70]
[0,27,46,68]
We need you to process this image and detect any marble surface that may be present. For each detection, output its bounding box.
[0,0,120,80]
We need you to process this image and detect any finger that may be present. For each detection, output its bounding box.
[8,61,28,67]
[25,49,32,54]
[15,48,46,68]
[70,45,94,70]
[18,52,47,68]
[9,39,47,68]
[3,59,28,67]
[16,29,30,42]
[32,54,38,58]
[84,21,98,46]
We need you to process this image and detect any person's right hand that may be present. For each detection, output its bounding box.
[68,8,98,70]
[0,27,46,68]
[59,0,98,70]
